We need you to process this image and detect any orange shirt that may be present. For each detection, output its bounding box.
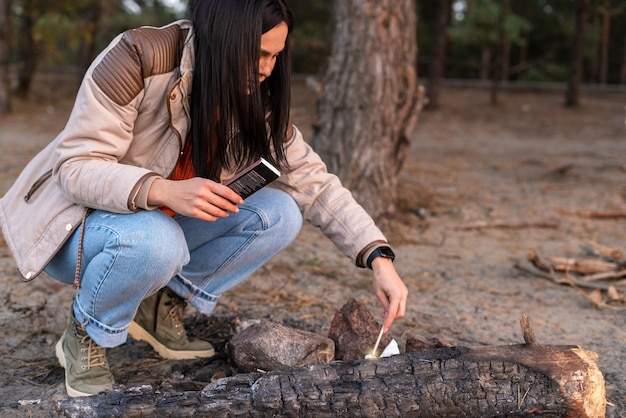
[161,139,195,216]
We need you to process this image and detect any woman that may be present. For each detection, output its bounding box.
[0,0,407,397]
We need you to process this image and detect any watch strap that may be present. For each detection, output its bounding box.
[366,246,395,269]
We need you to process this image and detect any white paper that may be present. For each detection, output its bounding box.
[379,339,400,358]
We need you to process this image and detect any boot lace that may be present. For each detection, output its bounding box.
[165,296,187,338]
[79,334,107,370]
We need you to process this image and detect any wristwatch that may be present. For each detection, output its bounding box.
[366,246,395,269]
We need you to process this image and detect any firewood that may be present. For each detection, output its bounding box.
[514,263,626,311]
[515,262,626,291]
[545,256,619,275]
[580,241,624,262]
[55,343,606,418]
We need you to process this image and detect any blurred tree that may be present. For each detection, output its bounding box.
[447,0,529,104]
[310,0,425,219]
[596,0,622,84]
[490,0,509,105]
[75,0,104,73]
[15,0,42,97]
[0,0,11,113]
[11,0,180,98]
[565,0,589,107]
[426,0,452,110]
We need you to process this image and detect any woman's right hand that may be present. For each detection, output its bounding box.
[148,177,244,221]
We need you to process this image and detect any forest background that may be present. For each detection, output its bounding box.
[1,0,626,111]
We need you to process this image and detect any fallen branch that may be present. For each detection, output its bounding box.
[576,210,626,219]
[514,263,625,291]
[580,269,626,282]
[544,256,620,275]
[514,263,626,311]
[457,219,559,231]
[580,241,624,262]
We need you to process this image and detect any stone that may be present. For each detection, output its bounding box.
[228,320,334,373]
[328,298,392,361]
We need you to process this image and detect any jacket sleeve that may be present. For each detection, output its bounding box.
[274,126,388,266]
[51,31,164,213]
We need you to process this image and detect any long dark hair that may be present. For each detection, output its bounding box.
[188,0,293,181]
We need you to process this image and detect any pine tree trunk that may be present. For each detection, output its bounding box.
[427,0,452,110]
[310,0,423,219]
[0,0,11,114]
[565,0,589,107]
[15,0,38,98]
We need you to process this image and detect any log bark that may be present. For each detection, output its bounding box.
[56,344,605,417]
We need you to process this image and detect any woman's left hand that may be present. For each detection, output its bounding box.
[371,258,408,333]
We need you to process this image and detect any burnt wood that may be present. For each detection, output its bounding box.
[56,344,605,417]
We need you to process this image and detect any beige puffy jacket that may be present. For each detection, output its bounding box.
[0,20,387,281]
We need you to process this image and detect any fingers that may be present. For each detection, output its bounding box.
[378,288,407,333]
[371,261,408,333]
[150,177,245,221]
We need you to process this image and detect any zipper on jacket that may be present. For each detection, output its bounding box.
[24,169,52,203]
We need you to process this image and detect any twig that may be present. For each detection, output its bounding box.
[457,219,559,231]
[556,208,626,219]
[576,210,626,219]
[514,263,626,291]
[580,269,626,282]
[514,263,626,311]
[545,256,618,275]
[520,315,538,346]
[580,241,624,261]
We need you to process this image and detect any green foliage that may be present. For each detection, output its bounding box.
[96,2,182,53]
[8,0,626,84]
[35,12,82,68]
[447,0,531,47]
[520,62,569,82]
[287,0,333,74]
[11,0,184,70]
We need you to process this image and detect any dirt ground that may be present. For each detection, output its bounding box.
[1,81,625,417]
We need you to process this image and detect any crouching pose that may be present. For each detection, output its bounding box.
[0,0,407,397]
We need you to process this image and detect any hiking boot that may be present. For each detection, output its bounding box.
[128,288,215,359]
[55,307,114,397]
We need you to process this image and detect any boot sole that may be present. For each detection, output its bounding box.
[55,335,96,398]
[128,321,216,360]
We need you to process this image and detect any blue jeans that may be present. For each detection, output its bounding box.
[45,187,302,348]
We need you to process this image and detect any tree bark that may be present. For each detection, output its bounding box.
[56,344,605,417]
[310,0,423,219]
[0,0,11,114]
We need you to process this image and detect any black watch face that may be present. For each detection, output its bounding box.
[379,247,395,258]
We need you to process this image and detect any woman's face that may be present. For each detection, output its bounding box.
[258,22,288,83]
